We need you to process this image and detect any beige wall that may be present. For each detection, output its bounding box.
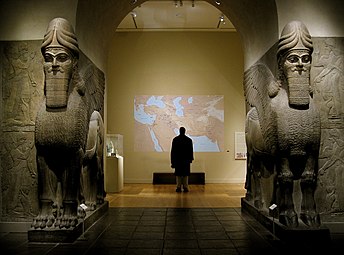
[107,31,246,183]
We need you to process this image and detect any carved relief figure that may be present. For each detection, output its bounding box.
[32,18,105,229]
[244,21,321,228]
[2,42,38,127]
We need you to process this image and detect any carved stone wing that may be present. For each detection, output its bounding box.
[244,63,280,153]
[79,54,105,117]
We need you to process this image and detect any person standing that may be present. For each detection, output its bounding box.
[171,127,194,192]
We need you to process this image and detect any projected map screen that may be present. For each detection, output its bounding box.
[134,95,224,152]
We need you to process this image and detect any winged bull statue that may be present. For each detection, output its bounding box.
[244,21,321,228]
[32,18,105,229]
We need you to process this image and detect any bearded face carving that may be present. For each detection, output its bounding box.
[43,47,75,108]
[283,49,312,106]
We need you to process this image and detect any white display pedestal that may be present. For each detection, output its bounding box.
[105,155,124,193]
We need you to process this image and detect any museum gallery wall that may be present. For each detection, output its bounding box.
[0,36,343,223]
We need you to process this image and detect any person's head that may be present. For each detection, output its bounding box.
[41,18,79,109]
[277,20,313,107]
[179,127,186,135]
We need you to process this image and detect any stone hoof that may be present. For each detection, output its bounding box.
[254,199,263,209]
[32,214,55,229]
[279,211,298,228]
[59,215,78,229]
[300,212,321,228]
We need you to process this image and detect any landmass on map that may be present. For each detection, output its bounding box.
[134,95,224,152]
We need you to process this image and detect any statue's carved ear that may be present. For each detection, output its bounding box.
[268,79,280,98]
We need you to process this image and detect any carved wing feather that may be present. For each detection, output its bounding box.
[79,54,105,118]
[244,63,279,109]
[244,63,280,153]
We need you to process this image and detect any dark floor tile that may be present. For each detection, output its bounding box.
[200,248,239,255]
[164,239,199,248]
[192,220,221,226]
[101,230,133,239]
[86,247,126,255]
[112,220,139,226]
[192,215,218,221]
[107,225,137,232]
[216,215,243,221]
[141,215,166,221]
[196,231,229,240]
[136,225,165,232]
[112,215,142,221]
[93,238,130,248]
[222,224,251,232]
[128,239,164,249]
[125,248,162,255]
[194,225,224,232]
[226,231,255,240]
[163,248,201,255]
[165,225,194,232]
[165,231,196,239]
[143,208,167,215]
[131,231,164,239]
[198,239,235,249]
[139,220,165,226]
[45,246,89,255]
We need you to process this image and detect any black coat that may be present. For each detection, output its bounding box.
[171,134,194,176]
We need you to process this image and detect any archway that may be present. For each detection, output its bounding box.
[75,0,279,188]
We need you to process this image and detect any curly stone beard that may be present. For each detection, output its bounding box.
[281,50,312,107]
[44,64,73,108]
[286,69,311,107]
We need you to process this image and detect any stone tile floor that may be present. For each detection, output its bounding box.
[1,208,343,255]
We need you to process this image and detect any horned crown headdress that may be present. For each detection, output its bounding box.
[41,17,79,58]
[277,20,313,60]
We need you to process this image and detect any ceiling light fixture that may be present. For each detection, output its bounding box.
[130,11,138,28]
[217,14,225,28]
[215,1,221,5]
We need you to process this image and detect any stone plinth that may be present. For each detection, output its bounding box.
[241,198,331,245]
[28,201,108,243]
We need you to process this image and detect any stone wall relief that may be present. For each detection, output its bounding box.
[1,41,43,221]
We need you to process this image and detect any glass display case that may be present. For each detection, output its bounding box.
[106,134,123,157]
[105,134,124,192]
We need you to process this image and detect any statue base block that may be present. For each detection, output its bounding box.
[241,198,331,245]
[28,201,109,243]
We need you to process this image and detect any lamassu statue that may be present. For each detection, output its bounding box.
[244,21,321,228]
[32,18,105,229]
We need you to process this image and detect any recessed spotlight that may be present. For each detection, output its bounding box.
[215,1,221,5]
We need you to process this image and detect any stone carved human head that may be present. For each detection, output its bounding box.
[277,21,313,107]
[41,18,79,108]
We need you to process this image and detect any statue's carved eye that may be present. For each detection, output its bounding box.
[287,55,299,63]
[301,55,311,63]
[56,53,70,62]
[44,54,53,62]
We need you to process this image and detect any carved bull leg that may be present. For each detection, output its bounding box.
[60,148,84,229]
[278,157,298,228]
[81,111,104,211]
[32,151,58,229]
[244,152,253,201]
[300,155,320,228]
[252,160,264,209]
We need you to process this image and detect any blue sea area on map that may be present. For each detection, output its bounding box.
[147,96,165,108]
[134,103,156,125]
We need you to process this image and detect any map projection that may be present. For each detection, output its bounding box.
[134,95,224,152]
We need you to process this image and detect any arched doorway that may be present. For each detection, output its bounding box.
[75,0,279,201]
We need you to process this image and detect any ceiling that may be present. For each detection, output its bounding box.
[116,0,235,31]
